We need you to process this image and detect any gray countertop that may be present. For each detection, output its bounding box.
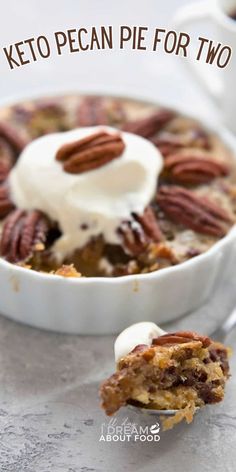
[0,309,235,472]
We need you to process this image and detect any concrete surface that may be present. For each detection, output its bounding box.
[0,259,235,472]
[1,210,236,472]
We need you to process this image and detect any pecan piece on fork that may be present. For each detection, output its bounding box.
[0,209,50,262]
[152,331,211,348]
[157,185,233,237]
[56,130,125,174]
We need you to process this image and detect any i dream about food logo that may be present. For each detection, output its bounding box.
[2,25,232,70]
[99,417,161,443]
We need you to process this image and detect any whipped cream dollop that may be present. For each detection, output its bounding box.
[9,126,163,259]
[114,322,166,363]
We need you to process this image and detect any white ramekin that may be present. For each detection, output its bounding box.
[0,111,236,334]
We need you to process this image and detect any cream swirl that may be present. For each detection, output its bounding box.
[9,126,163,259]
[114,322,166,363]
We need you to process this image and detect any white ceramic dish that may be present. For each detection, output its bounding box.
[0,107,236,335]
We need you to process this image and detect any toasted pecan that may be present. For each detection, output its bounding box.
[0,184,14,219]
[0,161,10,184]
[0,123,25,156]
[78,96,109,126]
[56,130,125,174]
[152,331,211,348]
[157,185,232,237]
[164,153,229,185]
[134,207,163,243]
[0,209,50,262]
[78,96,126,127]
[118,220,148,256]
[152,132,185,157]
[0,123,26,165]
[152,129,211,157]
[122,109,175,138]
[118,207,162,256]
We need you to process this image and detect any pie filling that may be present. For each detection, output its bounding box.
[100,332,230,430]
[0,95,236,277]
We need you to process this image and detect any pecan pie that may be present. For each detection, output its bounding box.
[100,330,230,430]
[0,94,236,277]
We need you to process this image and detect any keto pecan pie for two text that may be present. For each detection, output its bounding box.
[0,94,236,277]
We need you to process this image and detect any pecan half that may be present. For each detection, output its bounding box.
[118,207,162,256]
[151,133,184,157]
[0,161,10,184]
[190,128,211,150]
[122,109,175,139]
[118,220,148,256]
[157,185,232,237]
[0,209,50,262]
[78,97,126,127]
[152,331,211,348]
[56,131,125,174]
[164,154,229,185]
[0,184,14,219]
[78,97,109,126]
[0,122,25,165]
[0,160,15,219]
[152,129,211,157]
[134,207,163,242]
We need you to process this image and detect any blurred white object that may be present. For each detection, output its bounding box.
[173,0,236,133]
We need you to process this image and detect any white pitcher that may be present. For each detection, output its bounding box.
[174,0,236,133]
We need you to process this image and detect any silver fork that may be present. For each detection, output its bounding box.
[129,308,236,416]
